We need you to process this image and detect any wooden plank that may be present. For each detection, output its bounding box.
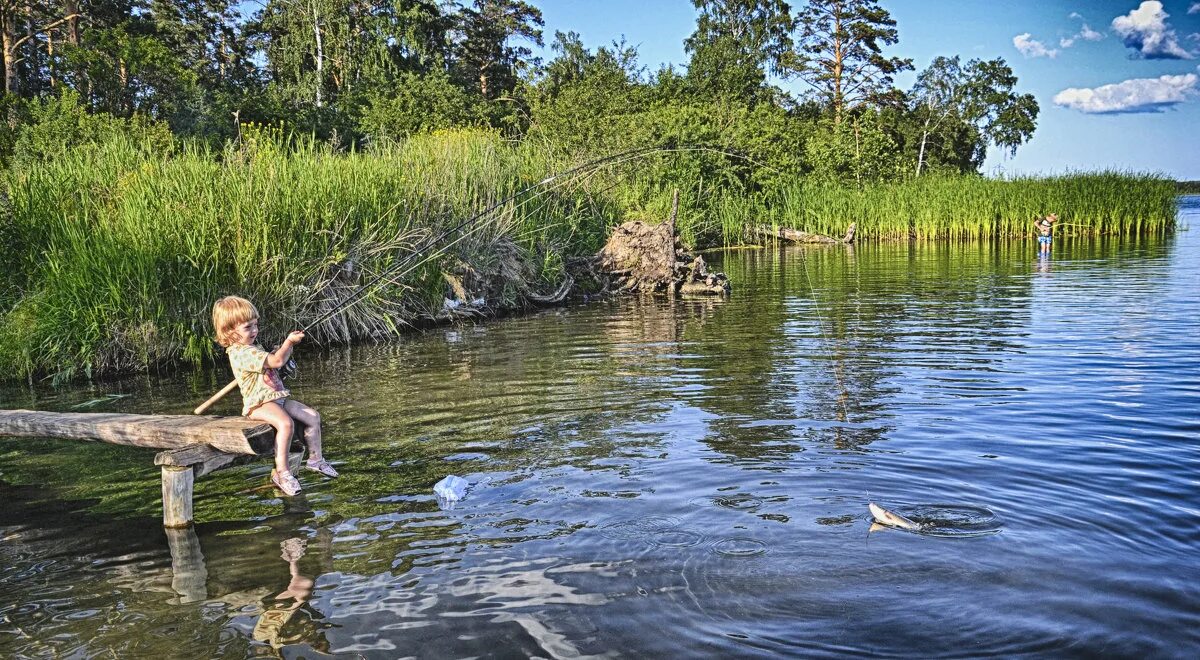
[0,409,274,455]
[162,466,194,528]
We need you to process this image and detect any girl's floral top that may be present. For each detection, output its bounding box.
[227,343,289,416]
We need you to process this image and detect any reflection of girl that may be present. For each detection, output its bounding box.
[252,538,327,652]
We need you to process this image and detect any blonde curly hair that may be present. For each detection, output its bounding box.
[212,296,258,347]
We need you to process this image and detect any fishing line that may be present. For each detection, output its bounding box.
[299,145,759,335]
[794,239,851,423]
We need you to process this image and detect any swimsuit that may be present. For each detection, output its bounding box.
[1038,235,1052,245]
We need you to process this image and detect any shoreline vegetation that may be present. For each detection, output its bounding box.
[0,0,1181,383]
[0,129,1178,383]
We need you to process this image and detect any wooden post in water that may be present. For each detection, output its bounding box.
[162,465,195,528]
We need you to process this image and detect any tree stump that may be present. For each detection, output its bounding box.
[595,191,730,295]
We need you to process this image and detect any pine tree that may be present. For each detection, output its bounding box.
[791,0,912,121]
[451,0,542,100]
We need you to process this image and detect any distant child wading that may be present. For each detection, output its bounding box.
[1035,213,1058,254]
[212,296,338,496]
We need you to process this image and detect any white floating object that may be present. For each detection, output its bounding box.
[434,475,469,508]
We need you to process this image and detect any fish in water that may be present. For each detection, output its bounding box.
[868,502,921,530]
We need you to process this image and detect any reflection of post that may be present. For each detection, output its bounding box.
[165,526,208,604]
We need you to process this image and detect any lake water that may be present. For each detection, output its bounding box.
[2,199,1199,658]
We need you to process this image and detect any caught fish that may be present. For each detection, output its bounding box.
[868,502,921,530]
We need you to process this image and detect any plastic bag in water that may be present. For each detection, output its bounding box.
[434,475,469,508]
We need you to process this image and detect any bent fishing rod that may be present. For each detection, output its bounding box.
[194,144,756,414]
[300,143,772,336]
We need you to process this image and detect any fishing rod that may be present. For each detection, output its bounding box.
[299,144,671,333]
[297,143,767,336]
[195,144,748,413]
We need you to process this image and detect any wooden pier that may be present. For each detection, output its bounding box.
[0,409,303,528]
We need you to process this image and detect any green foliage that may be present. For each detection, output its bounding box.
[9,90,175,165]
[684,0,794,102]
[771,171,1178,241]
[791,0,913,117]
[0,94,29,165]
[451,0,545,100]
[906,56,1039,176]
[805,112,905,183]
[527,32,646,155]
[0,0,1175,385]
[359,71,482,142]
[0,129,616,381]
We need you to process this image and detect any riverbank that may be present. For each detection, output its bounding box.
[0,130,1180,382]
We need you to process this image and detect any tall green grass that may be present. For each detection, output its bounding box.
[0,132,1181,382]
[0,128,619,382]
[768,172,1178,241]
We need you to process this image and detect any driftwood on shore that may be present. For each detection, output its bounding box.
[595,191,730,296]
[752,223,857,245]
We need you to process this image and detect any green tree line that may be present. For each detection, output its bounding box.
[0,0,1040,183]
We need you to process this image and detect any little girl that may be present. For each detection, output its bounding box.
[212,296,338,496]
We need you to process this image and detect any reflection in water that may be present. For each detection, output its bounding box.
[252,538,328,653]
[2,212,1200,657]
[165,527,208,604]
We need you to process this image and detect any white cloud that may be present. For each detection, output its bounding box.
[1059,13,1106,49]
[1112,1,1193,59]
[1080,24,1105,41]
[1054,73,1198,113]
[1061,23,1105,48]
[1014,33,1058,58]
[1189,3,1200,15]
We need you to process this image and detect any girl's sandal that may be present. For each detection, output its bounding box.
[271,469,302,496]
[305,458,339,478]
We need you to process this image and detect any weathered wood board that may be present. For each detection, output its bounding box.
[0,409,275,455]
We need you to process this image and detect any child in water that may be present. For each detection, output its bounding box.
[1035,213,1058,254]
[212,296,338,496]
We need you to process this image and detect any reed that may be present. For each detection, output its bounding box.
[766,172,1178,241]
[0,128,618,382]
[0,133,1180,382]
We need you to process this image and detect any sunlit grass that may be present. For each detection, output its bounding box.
[0,128,618,382]
[0,133,1180,383]
[768,172,1178,241]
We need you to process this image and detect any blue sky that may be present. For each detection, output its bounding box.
[532,1,1200,179]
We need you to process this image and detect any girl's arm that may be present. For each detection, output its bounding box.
[265,331,305,368]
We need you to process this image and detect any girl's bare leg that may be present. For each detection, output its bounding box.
[283,399,324,461]
[249,401,294,474]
